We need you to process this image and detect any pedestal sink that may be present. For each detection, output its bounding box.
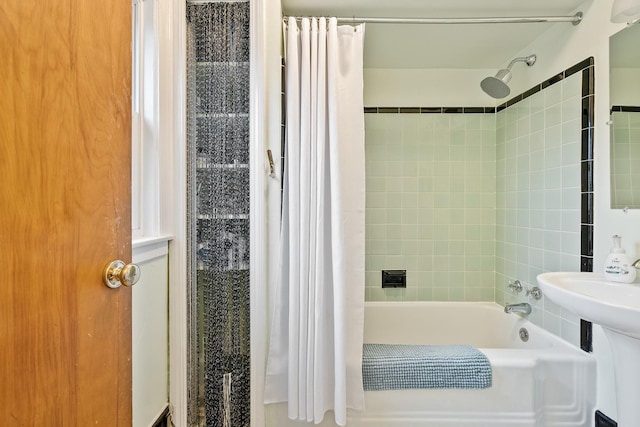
[537,272,640,426]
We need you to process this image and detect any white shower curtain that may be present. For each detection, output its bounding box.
[264,17,366,426]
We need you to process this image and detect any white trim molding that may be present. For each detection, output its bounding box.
[250,0,268,425]
[165,0,188,425]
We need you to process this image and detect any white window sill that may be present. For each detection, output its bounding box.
[132,234,174,263]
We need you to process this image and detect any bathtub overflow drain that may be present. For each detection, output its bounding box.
[519,327,529,342]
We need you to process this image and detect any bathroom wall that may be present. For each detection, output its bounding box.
[500,0,634,420]
[361,16,503,303]
[132,245,169,427]
[507,0,639,261]
[364,69,496,107]
[363,70,589,315]
[364,111,496,301]
[494,71,584,347]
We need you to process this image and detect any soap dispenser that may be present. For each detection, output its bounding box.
[604,235,637,283]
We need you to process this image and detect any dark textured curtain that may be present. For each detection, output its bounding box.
[186,2,250,426]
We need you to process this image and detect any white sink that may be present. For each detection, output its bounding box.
[537,272,640,339]
[537,271,640,425]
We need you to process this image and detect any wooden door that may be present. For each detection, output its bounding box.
[0,1,132,425]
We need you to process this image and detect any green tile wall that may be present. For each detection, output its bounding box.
[495,72,583,346]
[365,113,496,301]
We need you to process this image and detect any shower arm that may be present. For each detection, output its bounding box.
[506,55,537,70]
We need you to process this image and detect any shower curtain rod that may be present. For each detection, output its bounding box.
[283,12,583,26]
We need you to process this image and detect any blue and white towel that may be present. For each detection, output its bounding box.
[362,343,492,391]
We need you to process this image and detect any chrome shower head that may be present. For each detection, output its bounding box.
[481,54,537,99]
[481,69,512,99]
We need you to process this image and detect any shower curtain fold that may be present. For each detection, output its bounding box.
[264,16,366,426]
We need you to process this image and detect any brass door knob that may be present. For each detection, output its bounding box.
[103,260,141,288]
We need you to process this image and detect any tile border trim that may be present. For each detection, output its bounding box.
[610,105,640,113]
[364,106,496,114]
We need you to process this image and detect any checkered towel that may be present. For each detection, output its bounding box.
[362,344,492,391]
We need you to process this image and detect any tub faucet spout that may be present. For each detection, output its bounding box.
[504,302,532,315]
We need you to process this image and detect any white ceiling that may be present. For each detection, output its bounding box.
[282,0,587,69]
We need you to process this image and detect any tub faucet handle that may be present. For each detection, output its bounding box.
[526,286,542,300]
[508,280,523,293]
[633,259,640,269]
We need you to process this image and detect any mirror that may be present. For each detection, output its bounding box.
[610,23,640,209]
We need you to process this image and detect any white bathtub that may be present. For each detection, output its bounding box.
[267,302,596,427]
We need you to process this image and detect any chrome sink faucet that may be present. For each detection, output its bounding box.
[504,302,532,315]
